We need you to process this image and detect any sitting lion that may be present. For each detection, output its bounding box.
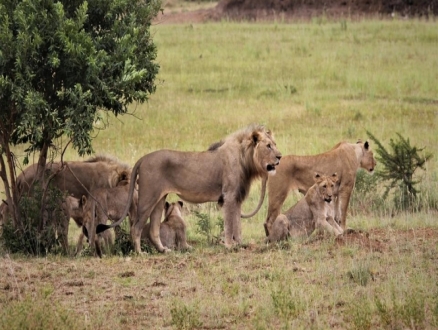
[98,124,282,253]
[143,201,192,251]
[80,180,138,257]
[266,173,343,243]
[265,140,376,236]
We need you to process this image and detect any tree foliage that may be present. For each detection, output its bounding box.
[0,0,161,251]
[0,0,161,157]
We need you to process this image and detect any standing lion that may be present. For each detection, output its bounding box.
[98,124,282,253]
[265,140,376,236]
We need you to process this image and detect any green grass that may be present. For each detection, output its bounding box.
[1,17,438,329]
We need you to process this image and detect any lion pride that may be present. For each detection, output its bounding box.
[98,124,282,253]
[265,141,376,236]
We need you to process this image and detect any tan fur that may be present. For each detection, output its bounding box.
[101,124,282,253]
[267,173,343,243]
[15,155,131,253]
[265,141,376,235]
[143,201,192,251]
[61,195,112,257]
[81,181,138,257]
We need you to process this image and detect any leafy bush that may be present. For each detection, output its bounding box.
[194,211,223,245]
[367,131,433,212]
[2,184,65,256]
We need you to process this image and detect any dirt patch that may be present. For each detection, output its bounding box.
[335,228,386,252]
[155,0,437,24]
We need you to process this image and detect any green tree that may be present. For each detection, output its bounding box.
[367,131,433,210]
[0,0,161,230]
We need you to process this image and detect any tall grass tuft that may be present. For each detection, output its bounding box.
[0,293,87,330]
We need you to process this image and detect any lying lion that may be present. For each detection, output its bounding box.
[143,201,192,251]
[266,173,343,243]
[265,140,376,236]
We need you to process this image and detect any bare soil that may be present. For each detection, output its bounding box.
[2,226,438,328]
[155,0,437,24]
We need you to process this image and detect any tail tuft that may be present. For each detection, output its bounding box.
[96,224,111,234]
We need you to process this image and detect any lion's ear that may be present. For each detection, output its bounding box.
[177,200,184,208]
[364,141,369,150]
[251,131,261,144]
[119,170,129,182]
[331,173,339,183]
[357,139,363,144]
[314,173,321,182]
[81,195,87,207]
[164,201,170,212]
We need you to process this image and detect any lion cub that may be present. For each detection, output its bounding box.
[267,173,343,243]
[143,201,192,251]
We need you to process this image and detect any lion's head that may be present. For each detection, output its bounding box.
[163,200,184,220]
[251,128,282,175]
[314,173,338,203]
[358,141,376,173]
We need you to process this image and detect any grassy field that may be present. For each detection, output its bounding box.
[1,17,438,329]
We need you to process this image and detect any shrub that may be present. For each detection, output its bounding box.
[194,211,223,245]
[2,184,65,256]
[367,131,433,212]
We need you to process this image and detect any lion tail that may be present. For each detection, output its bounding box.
[96,158,141,234]
[241,176,267,218]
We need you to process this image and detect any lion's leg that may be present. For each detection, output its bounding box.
[222,201,240,247]
[265,182,291,237]
[316,215,340,237]
[133,197,168,253]
[327,216,343,235]
[148,198,170,253]
[58,210,70,255]
[266,214,289,243]
[178,227,192,250]
[336,190,352,230]
[100,229,113,254]
[75,231,85,256]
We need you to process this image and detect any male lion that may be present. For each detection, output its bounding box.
[267,173,343,243]
[265,140,376,236]
[98,124,282,253]
[14,155,131,253]
[80,180,138,257]
[143,201,192,251]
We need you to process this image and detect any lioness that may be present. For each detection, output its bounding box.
[265,140,376,236]
[143,201,192,251]
[98,124,282,253]
[267,173,343,243]
[80,180,138,257]
[14,155,131,253]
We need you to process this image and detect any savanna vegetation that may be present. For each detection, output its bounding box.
[1,2,438,329]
